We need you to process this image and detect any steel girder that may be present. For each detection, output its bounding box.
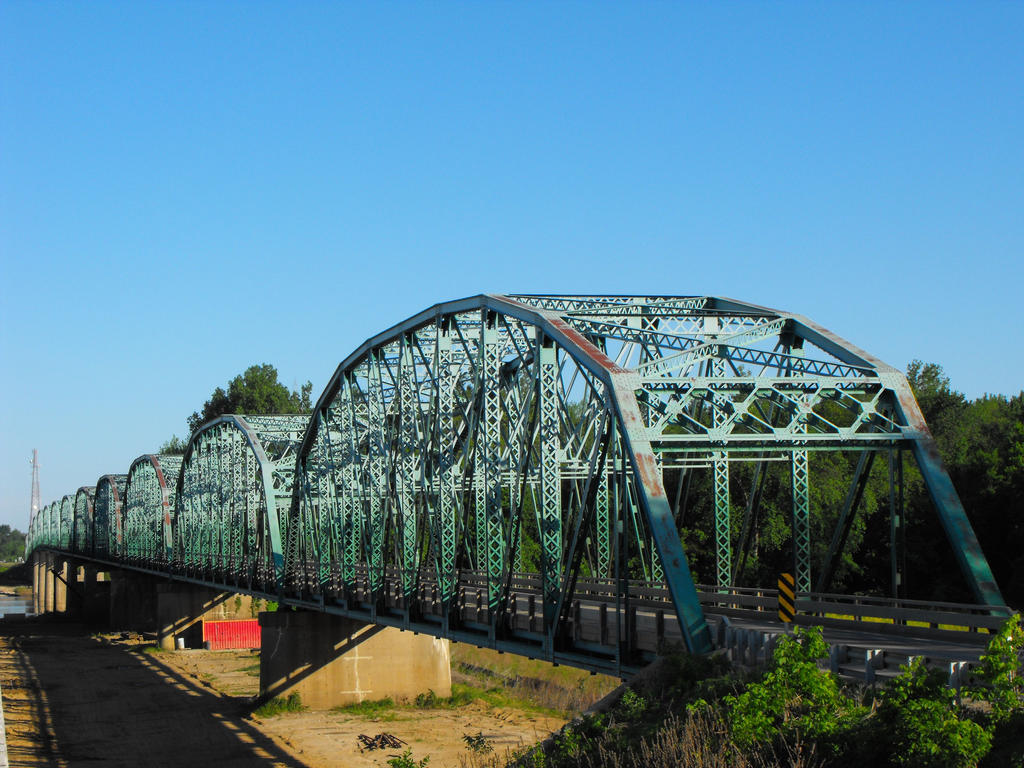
[174,414,303,591]
[25,294,1007,666]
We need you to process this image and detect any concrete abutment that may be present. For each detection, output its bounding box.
[259,611,452,709]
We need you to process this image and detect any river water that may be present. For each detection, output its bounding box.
[0,596,33,617]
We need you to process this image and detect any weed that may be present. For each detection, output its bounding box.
[253,692,304,717]
[463,732,494,754]
[387,748,430,768]
[333,696,396,718]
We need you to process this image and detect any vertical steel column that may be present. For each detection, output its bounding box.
[397,336,419,602]
[479,312,504,613]
[366,356,387,601]
[711,355,731,588]
[338,379,360,592]
[889,448,905,599]
[595,472,610,577]
[538,337,561,633]
[314,413,335,591]
[791,443,811,593]
[435,325,457,606]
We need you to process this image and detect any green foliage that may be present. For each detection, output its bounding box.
[903,362,1024,605]
[187,363,313,433]
[415,689,440,707]
[723,626,854,749]
[875,658,991,768]
[970,614,1024,723]
[158,435,188,455]
[616,689,648,720]
[332,696,395,717]
[463,731,494,754]
[387,749,430,768]
[253,692,304,717]
[517,617,1024,768]
[0,525,27,561]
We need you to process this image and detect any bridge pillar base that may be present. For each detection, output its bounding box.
[258,611,451,709]
[54,558,69,613]
[108,571,160,632]
[32,556,44,614]
[78,566,111,625]
[156,585,261,650]
[43,553,55,613]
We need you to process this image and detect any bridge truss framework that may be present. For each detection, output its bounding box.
[26,295,1007,673]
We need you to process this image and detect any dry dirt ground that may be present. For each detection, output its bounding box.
[0,615,618,767]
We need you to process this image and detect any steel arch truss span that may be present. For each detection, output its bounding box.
[174,414,305,592]
[58,495,74,552]
[72,487,96,556]
[291,295,720,659]
[93,475,127,559]
[123,454,182,566]
[25,295,1007,674]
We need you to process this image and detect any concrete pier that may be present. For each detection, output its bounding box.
[53,559,68,614]
[259,611,452,709]
[108,571,159,632]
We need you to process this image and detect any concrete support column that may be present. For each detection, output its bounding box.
[76,565,109,625]
[259,611,452,709]
[64,564,86,617]
[108,571,159,632]
[43,553,56,613]
[156,584,259,650]
[32,557,43,614]
[54,559,69,613]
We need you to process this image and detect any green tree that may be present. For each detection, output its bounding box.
[0,525,27,561]
[158,435,188,455]
[901,361,1024,606]
[186,364,313,434]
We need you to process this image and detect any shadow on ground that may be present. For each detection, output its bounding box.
[0,617,309,768]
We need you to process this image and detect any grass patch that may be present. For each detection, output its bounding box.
[332,696,398,719]
[139,644,168,655]
[240,661,261,675]
[253,692,304,717]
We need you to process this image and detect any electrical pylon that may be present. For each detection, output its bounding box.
[30,449,41,525]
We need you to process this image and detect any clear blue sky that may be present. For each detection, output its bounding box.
[1,3,1021,529]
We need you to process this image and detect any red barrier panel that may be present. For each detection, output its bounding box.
[202,618,261,650]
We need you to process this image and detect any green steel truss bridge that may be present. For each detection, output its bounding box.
[26,295,1009,675]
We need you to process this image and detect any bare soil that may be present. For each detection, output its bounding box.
[0,616,617,767]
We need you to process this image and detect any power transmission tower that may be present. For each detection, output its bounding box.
[30,449,40,525]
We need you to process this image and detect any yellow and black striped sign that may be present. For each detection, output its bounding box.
[778,573,796,622]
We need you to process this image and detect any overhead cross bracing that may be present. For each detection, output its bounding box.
[26,295,1008,674]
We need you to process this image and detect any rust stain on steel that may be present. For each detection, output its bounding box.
[896,388,933,436]
[546,317,631,375]
[151,456,173,530]
[632,451,666,496]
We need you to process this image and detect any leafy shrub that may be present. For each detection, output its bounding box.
[876,658,990,768]
[723,626,856,749]
[464,731,494,754]
[970,613,1024,723]
[388,748,430,768]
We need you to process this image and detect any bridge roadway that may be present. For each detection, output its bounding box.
[43,552,1001,684]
